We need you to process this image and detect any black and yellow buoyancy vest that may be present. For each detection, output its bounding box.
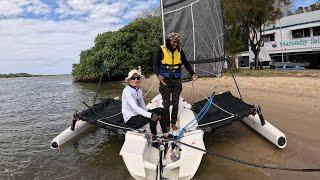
[159,45,182,78]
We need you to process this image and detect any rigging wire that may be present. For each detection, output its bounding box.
[93,73,104,105]
[226,58,243,100]
[93,61,109,105]
[173,139,320,172]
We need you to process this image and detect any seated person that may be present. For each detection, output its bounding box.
[121,68,169,136]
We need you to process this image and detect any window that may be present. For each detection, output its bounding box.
[313,26,320,36]
[262,34,275,42]
[238,56,249,67]
[292,29,303,38]
[304,28,310,37]
[270,34,275,41]
[292,28,310,38]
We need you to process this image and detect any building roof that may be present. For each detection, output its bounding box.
[263,10,320,31]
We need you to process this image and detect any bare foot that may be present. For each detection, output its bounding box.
[171,124,178,131]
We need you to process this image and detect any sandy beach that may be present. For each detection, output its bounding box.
[141,75,320,179]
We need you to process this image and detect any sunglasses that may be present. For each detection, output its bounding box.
[130,76,140,80]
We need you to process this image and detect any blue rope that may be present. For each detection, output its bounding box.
[187,97,213,128]
[184,96,212,129]
[176,95,214,139]
[184,96,211,128]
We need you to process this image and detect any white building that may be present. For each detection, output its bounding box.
[236,10,320,69]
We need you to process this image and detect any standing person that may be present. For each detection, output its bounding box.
[153,32,198,131]
[122,68,168,136]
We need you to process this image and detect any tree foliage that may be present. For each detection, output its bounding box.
[72,15,162,81]
[222,0,248,69]
[223,0,281,69]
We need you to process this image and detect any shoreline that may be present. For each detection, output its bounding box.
[0,74,68,79]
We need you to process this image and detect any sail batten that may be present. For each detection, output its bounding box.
[162,0,225,78]
[188,57,226,64]
[163,0,192,9]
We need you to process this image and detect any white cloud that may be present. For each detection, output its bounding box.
[0,18,122,74]
[26,0,50,15]
[0,0,159,74]
[55,0,93,17]
[0,0,50,17]
[0,0,27,17]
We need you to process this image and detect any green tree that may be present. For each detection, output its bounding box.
[223,0,281,69]
[72,15,162,82]
[222,0,248,69]
[244,0,282,69]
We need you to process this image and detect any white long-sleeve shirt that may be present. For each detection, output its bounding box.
[121,85,152,123]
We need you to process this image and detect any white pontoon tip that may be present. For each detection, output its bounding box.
[51,120,93,149]
[242,114,287,148]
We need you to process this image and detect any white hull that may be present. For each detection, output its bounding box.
[51,120,93,149]
[120,94,205,180]
[120,130,205,180]
[242,114,287,148]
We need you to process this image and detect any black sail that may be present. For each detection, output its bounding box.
[162,0,225,78]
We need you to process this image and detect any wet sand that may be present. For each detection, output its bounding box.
[141,75,320,179]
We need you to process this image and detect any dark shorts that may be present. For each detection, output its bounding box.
[125,108,169,135]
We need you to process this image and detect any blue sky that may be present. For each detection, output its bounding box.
[0,0,318,74]
[292,0,318,9]
[0,0,159,74]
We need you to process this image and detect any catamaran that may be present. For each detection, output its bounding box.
[51,0,287,179]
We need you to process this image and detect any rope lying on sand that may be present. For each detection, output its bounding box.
[173,139,320,172]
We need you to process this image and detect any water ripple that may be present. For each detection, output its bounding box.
[0,75,129,179]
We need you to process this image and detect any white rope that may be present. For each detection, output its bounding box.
[143,78,157,97]
[198,115,235,127]
[191,80,195,104]
[97,119,131,130]
[99,112,122,120]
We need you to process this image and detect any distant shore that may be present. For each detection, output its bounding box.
[0,73,42,78]
[0,73,56,78]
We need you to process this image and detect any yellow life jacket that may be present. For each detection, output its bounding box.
[160,45,182,68]
[160,45,182,78]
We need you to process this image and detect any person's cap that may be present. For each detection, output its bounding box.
[167,32,180,41]
[125,66,145,83]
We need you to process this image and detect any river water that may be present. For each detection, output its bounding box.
[0,75,319,180]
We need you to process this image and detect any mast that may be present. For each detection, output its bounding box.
[160,0,166,45]
[190,4,196,72]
